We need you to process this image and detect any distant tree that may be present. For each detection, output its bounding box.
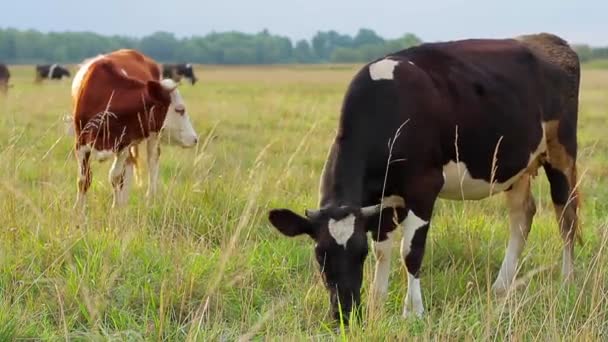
[312,30,353,61]
[294,40,316,63]
[352,29,384,47]
[4,27,604,65]
[139,31,179,62]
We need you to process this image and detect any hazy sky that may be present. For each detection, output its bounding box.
[2,0,607,45]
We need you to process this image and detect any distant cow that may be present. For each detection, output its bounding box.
[268,33,580,323]
[0,63,9,93]
[162,63,197,84]
[71,49,198,208]
[36,64,71,82]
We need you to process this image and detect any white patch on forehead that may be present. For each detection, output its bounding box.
[328,214,356,248]
[369,59,400,80]
[71,55,105,98]
[160,78,185,106]
[120,68,128,76]
[159,78,197,147]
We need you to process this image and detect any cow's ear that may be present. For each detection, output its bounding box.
[268,209,315,238]
[146,80,171,105]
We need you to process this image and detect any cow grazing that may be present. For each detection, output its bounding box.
[0,63,9,94]
[71,49,198,208]
[162,64,198,84]
[36,64,71,82]
[268,33,580,323]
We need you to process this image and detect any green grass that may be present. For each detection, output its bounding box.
[1,64,607,340]
[584,59,608,70]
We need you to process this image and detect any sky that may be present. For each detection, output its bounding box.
[1,0,607,46]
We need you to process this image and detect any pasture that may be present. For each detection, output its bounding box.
[0,63,607,340]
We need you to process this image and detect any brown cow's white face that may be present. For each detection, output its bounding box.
[159,79,198,147]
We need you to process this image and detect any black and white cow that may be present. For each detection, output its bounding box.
[162,63,197,84]
[35,64,71,82]
[0,63,9,93]
[268,33,580,323]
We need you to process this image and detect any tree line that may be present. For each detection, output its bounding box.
[0,28,420,64]
[0,27,606,65]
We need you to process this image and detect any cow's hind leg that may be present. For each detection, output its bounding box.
[492,174,536,294]
[543,122,578,282]
[109,149,131,207]
[74,146,92,209]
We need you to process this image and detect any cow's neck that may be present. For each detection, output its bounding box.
[147,106,168,133]
[320,136,366,209]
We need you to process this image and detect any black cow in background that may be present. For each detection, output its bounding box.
[35,64,71,82]
[162,63,197,84]
[0,63,9,94]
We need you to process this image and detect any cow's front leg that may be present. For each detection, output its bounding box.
[74,145,92,210]
[146,132,160,199]
[109,149,130,207]
[371,228,397,306]
[400,170,443,318]
[369,195,406,306]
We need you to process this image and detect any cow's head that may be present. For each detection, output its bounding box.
[183,64,197,85]
[155,79,198,147]
[268,199,405,324]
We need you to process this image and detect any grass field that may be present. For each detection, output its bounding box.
[1,63,607,340]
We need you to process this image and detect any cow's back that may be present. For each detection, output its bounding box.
[516,33,580,159]
[105,49,161,82]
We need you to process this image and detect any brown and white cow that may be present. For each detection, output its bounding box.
[268,33,580,324]
[0,63,9,94]
[71,49,198,208]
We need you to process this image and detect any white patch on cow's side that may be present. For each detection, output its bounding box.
[439,125,547,200]
[159,79,198,147]
[369,59,400,81]
[328,214,356,248]
[48,64,58,79]
[407,61,416,66]
[71,55,105,98]
[439,161,522,200]
[403,273,424,317]
[186,63,192,68]
[400,210,428,257]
